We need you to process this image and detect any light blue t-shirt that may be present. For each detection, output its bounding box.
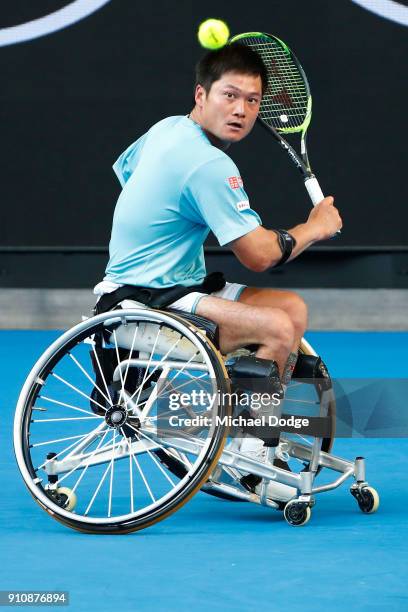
[104,115,262,288]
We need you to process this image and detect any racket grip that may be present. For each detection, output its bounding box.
[304,176,324,206]
[304,176,341,237]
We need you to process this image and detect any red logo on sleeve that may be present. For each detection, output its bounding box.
[228,176,243,189]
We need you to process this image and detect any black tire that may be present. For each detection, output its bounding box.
[283,500,311,526]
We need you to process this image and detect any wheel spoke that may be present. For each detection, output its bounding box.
[126,371,206,414]
[91,342,112,403]
[120,327,181,412]
[32,416,102,423]
[36,431,101,471]
[112,330,126,403]
[31,432,92,448]
[122,323,139,409]
[131,335,182,404]
[154,351,202,398]
[68,351,111,405]
[137,435,176,487]
[125,420,193,472]
[138,368,170,421]
[136,426,195,471]
[132,454,155,503]
[84,458,113,516]
[129,437,134,513]
[51,373,106,412]
[108,430,117,517]
[39,395,96,417]
[128,325,162,406]
[56,429,110,487]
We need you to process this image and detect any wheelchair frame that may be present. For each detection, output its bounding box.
[14,307,379,532]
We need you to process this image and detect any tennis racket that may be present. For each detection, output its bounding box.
[229,31,326,208]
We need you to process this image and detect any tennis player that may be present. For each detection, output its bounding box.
[94,44,342,386]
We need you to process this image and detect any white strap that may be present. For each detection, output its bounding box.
[93,280,123,296]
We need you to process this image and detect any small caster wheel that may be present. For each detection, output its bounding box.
[351,486,380,514]
[48,487,77,511]
[283,500,311,526]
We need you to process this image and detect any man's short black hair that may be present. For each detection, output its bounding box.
[194,44,268,96]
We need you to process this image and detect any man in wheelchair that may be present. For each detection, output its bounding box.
[93,44,342,490]
[94,44,341,400]
[15,45,380,534]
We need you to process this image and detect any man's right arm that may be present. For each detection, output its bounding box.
[229,196,343,272]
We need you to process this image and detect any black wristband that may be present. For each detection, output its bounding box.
[272,229,297,266]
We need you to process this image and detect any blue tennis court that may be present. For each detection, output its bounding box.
[2,1,407,610]
[2,330,407,611]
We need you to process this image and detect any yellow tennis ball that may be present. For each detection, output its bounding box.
[198,19,230,50]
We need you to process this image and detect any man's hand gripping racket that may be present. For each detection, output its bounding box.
[229,32,342,238]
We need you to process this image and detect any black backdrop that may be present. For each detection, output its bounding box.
[1,0,408,248]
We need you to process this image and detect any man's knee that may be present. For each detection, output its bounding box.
[263,308,295,352]
[285,293,308,337]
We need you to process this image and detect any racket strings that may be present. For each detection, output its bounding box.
[235,36,310,131]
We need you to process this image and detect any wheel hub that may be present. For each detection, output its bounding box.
[105,405,128,429]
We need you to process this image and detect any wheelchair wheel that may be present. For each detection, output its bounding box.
[14,309,230,534]
[156,337,336,503]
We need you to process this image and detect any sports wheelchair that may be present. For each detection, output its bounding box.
[14,304,379,533]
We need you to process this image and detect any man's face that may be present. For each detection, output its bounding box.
[194,71,262,146]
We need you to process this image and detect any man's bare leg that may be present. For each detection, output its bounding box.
[238,287,308,383]
[195,294,296,375]
[196,287,307,379]
[196,292,301,455]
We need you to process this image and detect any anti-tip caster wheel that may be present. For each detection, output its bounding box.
[351,485,380,514]
[48,487,77,511]
[283,500,311,526]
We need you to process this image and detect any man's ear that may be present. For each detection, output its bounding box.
[194,84,206,109]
